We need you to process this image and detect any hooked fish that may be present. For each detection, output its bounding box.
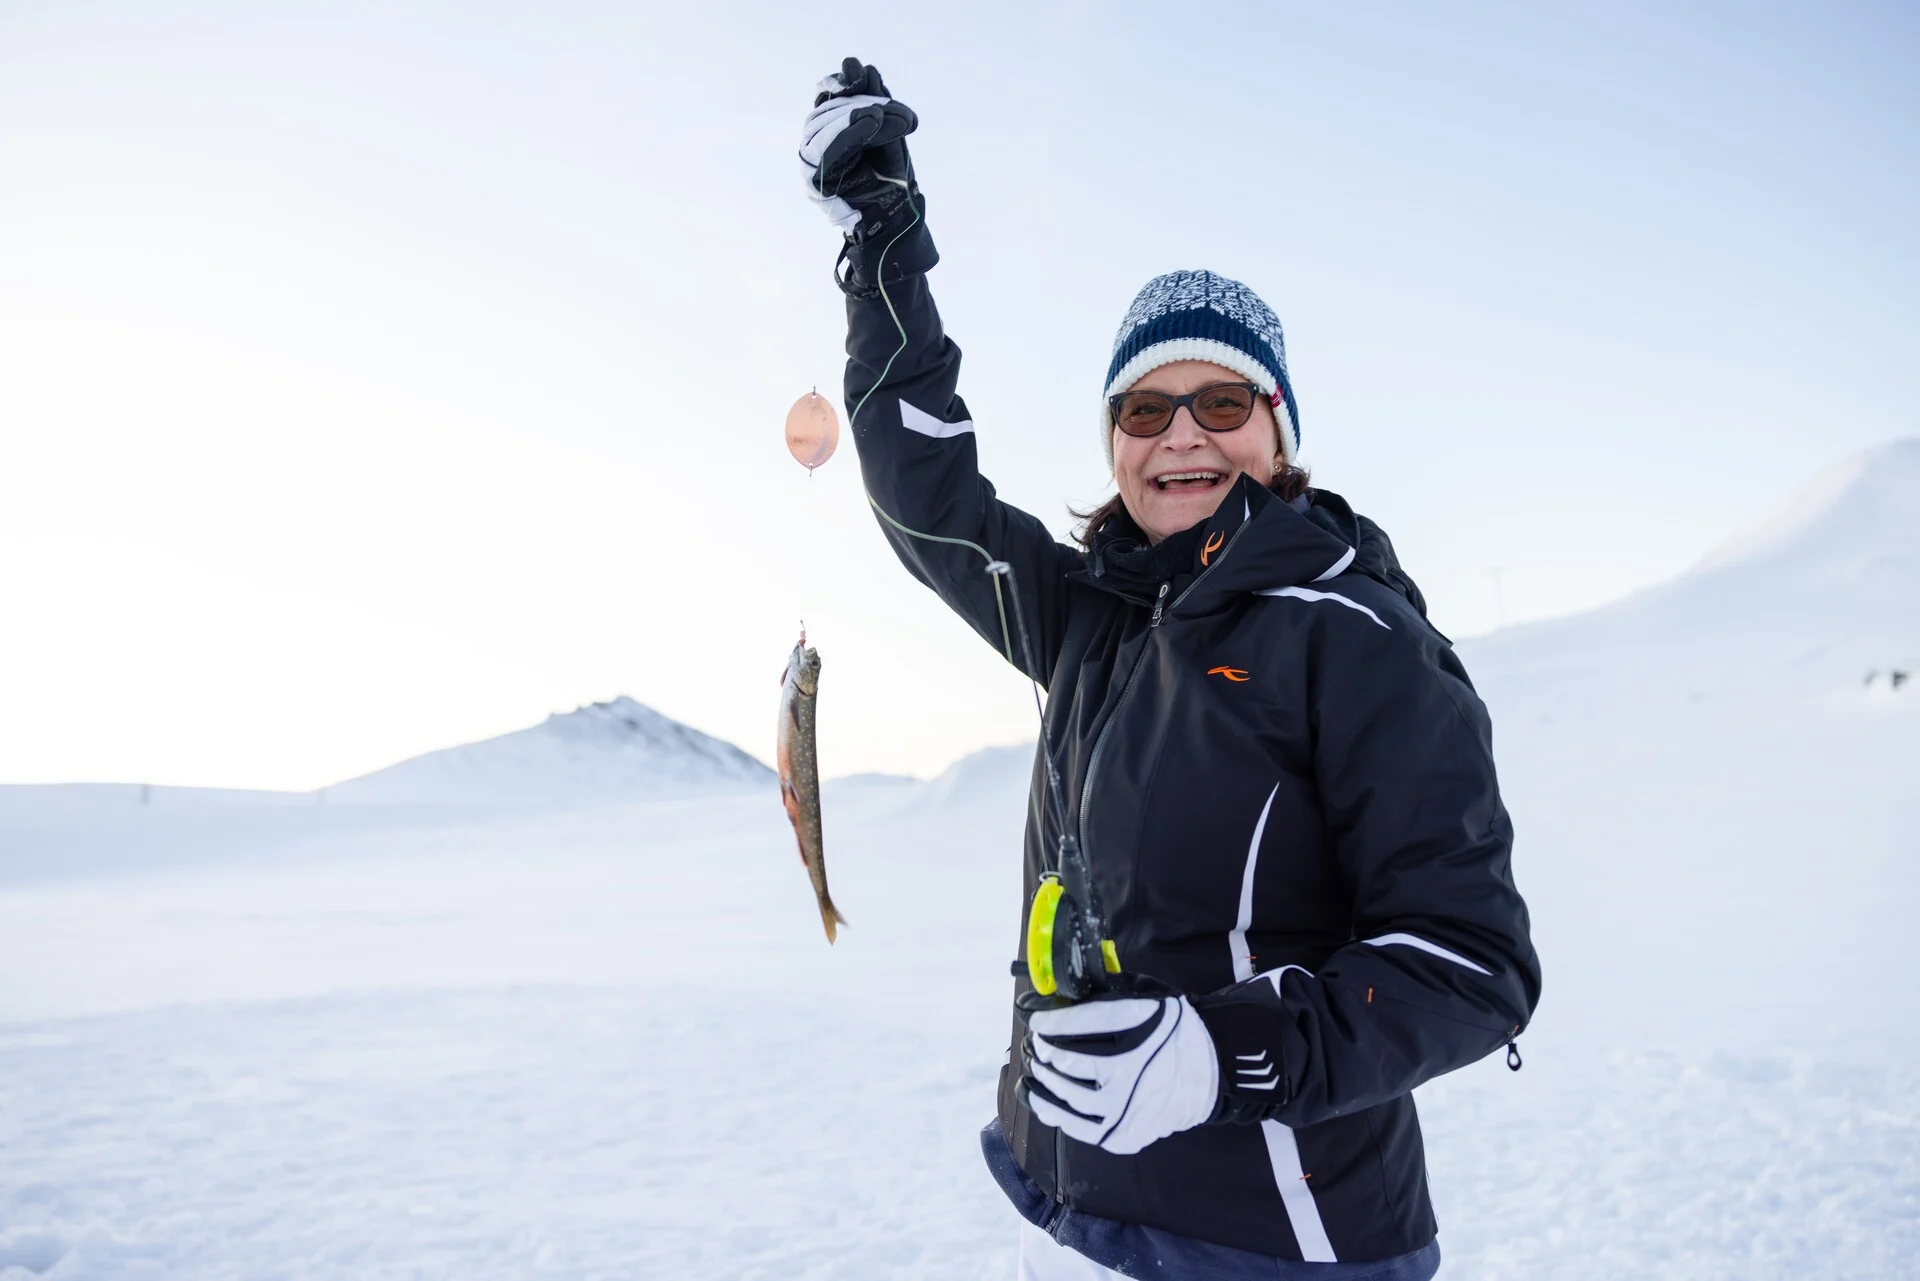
[777,632,848,943]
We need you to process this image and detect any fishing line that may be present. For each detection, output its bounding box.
[815,135,1117,999]
[821,156,1075,851]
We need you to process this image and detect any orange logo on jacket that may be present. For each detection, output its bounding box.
[1207,666,1250,682]
[1201,531,1225,566]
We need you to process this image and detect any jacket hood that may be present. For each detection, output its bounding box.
[1294,487,1433,624]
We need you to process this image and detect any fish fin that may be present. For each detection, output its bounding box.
[779,784,807,831]
[820,897,849,945]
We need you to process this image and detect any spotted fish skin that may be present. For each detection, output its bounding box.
[777,637,847,943]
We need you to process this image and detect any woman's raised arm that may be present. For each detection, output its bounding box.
[803,58,1078,683]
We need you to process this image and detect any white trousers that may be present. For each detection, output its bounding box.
[1017,1222,1123,1280]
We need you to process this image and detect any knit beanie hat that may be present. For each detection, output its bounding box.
[1101,269,1299,469]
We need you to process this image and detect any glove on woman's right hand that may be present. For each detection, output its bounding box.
[799,57,921,236]
[1022,993,1221,1156]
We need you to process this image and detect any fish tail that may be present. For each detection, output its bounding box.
[820,897,849,945]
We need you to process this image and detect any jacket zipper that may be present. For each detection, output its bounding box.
[1055,523,1249,1192]
[1074,525,1249,863]
[1074,596,1157,851]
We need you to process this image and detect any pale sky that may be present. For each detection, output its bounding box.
[2,1,1915,790]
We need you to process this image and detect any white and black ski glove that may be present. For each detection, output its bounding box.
[799,58,938,296]
[799,57,919,235]
[1022,994,1221,1156]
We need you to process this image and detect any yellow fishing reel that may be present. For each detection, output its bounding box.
[1025,873,1120,1001]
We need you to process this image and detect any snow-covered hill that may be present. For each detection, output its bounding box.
[325,695,773,806]
[1464,438,1920,707]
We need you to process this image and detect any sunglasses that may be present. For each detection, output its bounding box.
[1107,381,1266,438]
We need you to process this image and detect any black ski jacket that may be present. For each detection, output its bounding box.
[843,265,1541,1266]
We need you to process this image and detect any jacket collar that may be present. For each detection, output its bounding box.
[1176,477,1356,613]
[1071,475,1356,614]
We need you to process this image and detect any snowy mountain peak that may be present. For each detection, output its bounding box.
[326,697,772,807]
[544,696,713,744]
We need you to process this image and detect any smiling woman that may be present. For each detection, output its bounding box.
[801,57,1539,1281]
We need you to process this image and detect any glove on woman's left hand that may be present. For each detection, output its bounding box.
[799,57,920,235]
[1022,993,1220,1155]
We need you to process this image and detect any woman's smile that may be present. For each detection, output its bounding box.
[1152,469,1227,491]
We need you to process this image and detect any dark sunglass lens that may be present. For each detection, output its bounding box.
[1116,393,1174,436]
[1193,385,1256,430]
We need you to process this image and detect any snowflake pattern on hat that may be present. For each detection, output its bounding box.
[1112,270,1288,370]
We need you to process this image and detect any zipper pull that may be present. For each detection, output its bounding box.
[1150,582,1170,627]
[1506,1029,1523,1072]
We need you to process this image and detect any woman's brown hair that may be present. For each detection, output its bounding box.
[1071,460,1312,548]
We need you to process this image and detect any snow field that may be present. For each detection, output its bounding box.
[4,745,1917,1279]
[0,785,1030,1280]
[1420,1033,1920,1277]
[0,989,1013,1281]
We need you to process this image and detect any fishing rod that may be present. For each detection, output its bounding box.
[830,163,1117,1004]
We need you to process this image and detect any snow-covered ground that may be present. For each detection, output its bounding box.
[2,443,1916,1278]
[0,785,1027,1280]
